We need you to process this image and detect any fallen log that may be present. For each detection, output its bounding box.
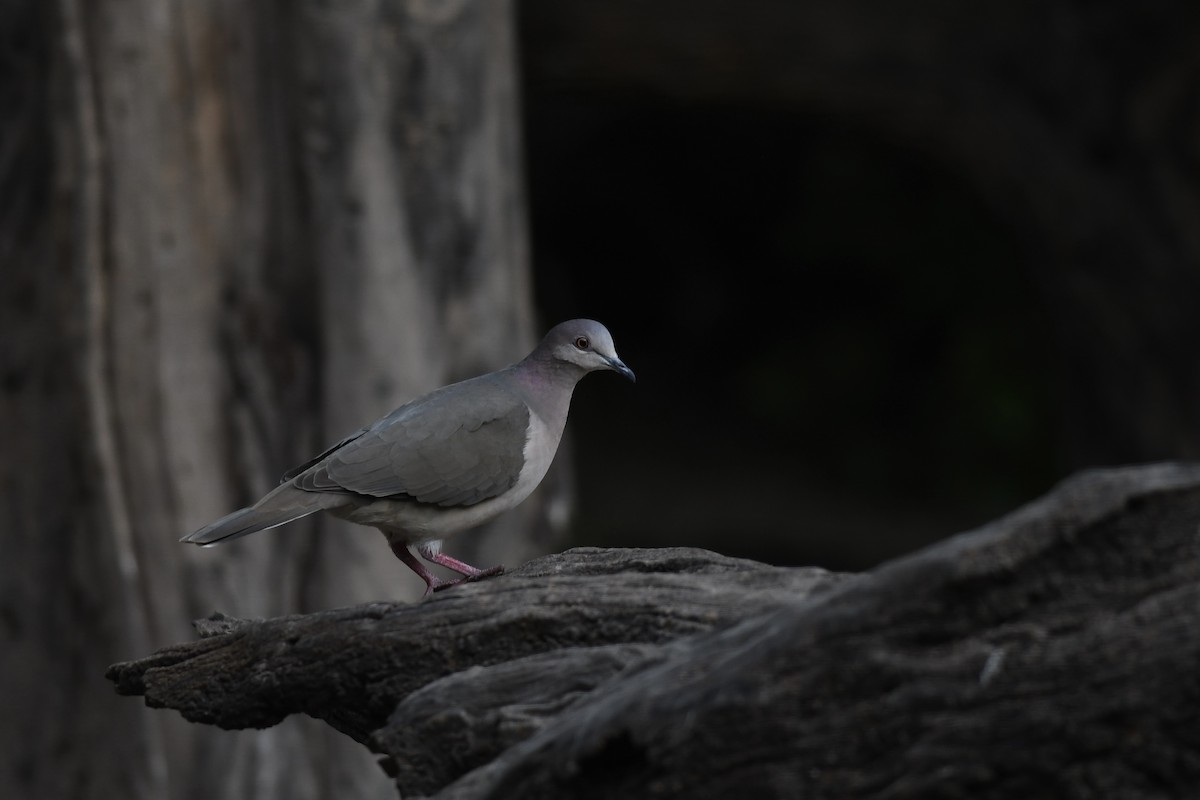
[108,463,1200,798]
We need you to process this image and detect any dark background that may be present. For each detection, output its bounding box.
[516,0,1200,570]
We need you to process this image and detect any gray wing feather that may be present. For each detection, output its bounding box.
[290,374,530,508]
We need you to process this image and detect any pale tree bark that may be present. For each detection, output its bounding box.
[0,1,540,799]
[294,3,541,796]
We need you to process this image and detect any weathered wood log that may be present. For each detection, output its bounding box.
[108,463,1200,798]
[107,548,844,790]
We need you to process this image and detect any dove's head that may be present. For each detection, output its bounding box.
[535,319,635,383]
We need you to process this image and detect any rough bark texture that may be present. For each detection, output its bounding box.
[109,463,1200,799]
[2,2,535,799]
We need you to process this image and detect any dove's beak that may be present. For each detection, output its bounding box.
[607,357,636,383]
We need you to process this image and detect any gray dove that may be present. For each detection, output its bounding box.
[181,319,634,594]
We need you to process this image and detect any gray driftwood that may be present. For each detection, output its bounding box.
[108,463,1200,798]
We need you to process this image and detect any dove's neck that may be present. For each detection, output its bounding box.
[508,358,584,433]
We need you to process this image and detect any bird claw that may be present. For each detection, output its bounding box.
[426,564,505,595]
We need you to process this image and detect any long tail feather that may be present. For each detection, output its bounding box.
[180,486,334,546]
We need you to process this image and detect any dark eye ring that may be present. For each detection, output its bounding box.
[574,336,590,350]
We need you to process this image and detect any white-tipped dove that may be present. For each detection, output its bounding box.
[181,319,634,595]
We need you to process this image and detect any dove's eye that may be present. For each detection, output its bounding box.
[574,336,590,350]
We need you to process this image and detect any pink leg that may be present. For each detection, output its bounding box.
[389,542,455,596]
[417,544,504,592]
[390,541,505,596]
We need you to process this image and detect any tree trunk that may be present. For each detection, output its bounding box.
[0,2,538,798]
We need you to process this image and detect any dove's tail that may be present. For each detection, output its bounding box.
[180,485,339,546]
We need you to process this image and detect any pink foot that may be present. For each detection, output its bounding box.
[430,564,505,593]
[390,542,504,596]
